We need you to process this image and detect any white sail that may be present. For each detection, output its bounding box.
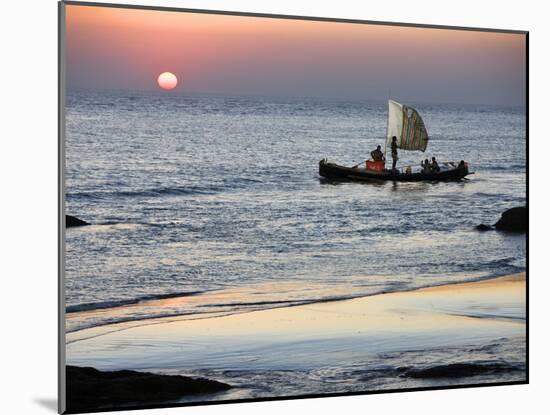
[386,99,429,152]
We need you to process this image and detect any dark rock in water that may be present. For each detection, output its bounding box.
[476,224,492,231]
[400,362,512,379]
[66,215,90,228]
[494,206,527,233]
[66,366,231,412]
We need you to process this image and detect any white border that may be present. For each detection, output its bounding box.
[2,1,547,415]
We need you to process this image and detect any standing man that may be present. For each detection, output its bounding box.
[391,136,398,171]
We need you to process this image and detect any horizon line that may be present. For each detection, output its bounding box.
[66,86,527,109]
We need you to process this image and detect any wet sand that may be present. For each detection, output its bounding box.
[66,273,526,401]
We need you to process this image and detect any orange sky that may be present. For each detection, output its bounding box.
[65,4,526,105]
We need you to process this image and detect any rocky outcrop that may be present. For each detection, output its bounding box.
[476,206,527,233]
[66,215,90,228]
[494,206,527,233]
[66,365,231,412]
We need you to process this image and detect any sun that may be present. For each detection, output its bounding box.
[157,72,178,90]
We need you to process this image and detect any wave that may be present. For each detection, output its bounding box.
[481,164,526,172]
[66,185,221,200]
[65,292,379,335]
[197,299,312,308]
[66,177,266,201]
[66,297,367,337]
[65,309,235,339]
[195,293,379,310]
[66,270,525,334]
[66,290,205,313]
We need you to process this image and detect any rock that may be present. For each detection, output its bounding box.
[400,362,511,379]
[66,215,90,228]
[494,206,527,233]
[66,366,231,412]
[476,224,492,231]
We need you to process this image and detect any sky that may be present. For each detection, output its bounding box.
[65,4,526,106]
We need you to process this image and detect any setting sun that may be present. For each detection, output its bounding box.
[157,72,178,90]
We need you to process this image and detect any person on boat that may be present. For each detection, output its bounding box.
[430,157,440,173]
[391,136,398,171]
[421,158,430,173]
[370,145,384,162]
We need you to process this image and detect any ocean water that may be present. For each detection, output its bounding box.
[65,89,526,333]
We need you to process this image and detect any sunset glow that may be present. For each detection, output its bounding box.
[65,4,526,105]
[157,72,178,90]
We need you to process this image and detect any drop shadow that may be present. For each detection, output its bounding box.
[34,398,57,413]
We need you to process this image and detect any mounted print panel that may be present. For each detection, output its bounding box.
[59,1,528,413]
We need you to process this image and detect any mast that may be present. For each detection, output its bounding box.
[383,96,390,162]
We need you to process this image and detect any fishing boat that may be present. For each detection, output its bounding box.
[319,100,471,182]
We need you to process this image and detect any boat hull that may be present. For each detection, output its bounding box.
[319,159,470,182]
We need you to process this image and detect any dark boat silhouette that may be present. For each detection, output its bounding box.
[319,159,470,182]
[319,99,472,182]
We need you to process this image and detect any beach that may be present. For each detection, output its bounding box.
[66,272,526,407]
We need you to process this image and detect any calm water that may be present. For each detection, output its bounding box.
[65,89,526,332]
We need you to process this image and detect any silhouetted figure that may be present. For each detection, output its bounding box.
[421,158,430,173]
[391,136,398,171]
[371,145,384,161]
[430,156,440,173]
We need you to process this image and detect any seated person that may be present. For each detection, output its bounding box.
[370,145,384,161]
[430,156,440,172]
[421,158,430,173]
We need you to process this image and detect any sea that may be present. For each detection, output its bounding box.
[65,89,526,400]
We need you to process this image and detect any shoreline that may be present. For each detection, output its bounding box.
[66,270,526,338]
[66,272,526,405]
